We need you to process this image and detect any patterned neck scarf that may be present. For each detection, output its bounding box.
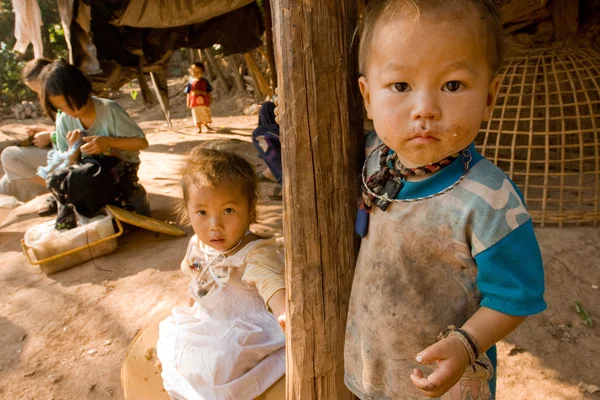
[360,145,467,212]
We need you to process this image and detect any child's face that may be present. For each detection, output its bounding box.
[359,17,500,167]
[189,65,203,79]
[186,178,251,252]
[49,95,86,118]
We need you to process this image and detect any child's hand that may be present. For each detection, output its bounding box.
[66,129,83,147]
[277,312,286,332]
[410,335,470,398]
[81,136,110,154]
[32,131,52,148]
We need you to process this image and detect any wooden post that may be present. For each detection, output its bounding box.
[243,52,274,98]
[203,48,231,92]
[136,72,156,106]
[263,0,278,89]
[227,55,246,94]
[150,71,172,129]
[271,0,363,399]
[552,0,578,40]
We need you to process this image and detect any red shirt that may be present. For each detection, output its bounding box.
[187,78,212,107]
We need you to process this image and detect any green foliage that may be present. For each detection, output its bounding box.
[0,0,67,110]
[0,45,37,107]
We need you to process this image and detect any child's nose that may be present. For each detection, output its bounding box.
[209,216,223,230]
[410,91,441,121]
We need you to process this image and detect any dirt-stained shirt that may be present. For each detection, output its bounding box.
[344,134,546,400]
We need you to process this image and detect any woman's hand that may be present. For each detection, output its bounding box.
[410,335,470,398]
[81,136,110,154]
[32,131,52,148]
[66,129,83,147]
[273,87,281,124]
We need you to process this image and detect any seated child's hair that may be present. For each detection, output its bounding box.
[176,147,258,224]
[21,57,52,84]
[191,62,205,72]
[40,59,92,120]
[358,0,509,75]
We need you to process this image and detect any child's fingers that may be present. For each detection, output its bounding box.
[415,339,449,365]
[409,369,437,391]
[82,136,94,142]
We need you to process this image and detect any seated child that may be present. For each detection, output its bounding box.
[156,147,286,400]
[39,59,151,229]
[0,58,54,204]
[345,1,546,399]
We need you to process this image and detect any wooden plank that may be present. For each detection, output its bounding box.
[263,0,278,90]
[243,52,273,98]
[271,0,363,399]
[553,0,579,40]
[499,0,548,24]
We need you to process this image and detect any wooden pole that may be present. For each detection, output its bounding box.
[263,0,278,90]
[227,55,246,94]
[271,0,363,399]
[203,48,231,92]
[243,52,274,98]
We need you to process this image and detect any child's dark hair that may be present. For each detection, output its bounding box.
[40,59,92,121]
[191,62,205,72]
[21,57,52,84]
[358,0,508,76]
[176,147,258,225]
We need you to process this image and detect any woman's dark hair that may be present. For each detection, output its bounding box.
[40,59,92,121]
[21,57,52,83]
[191,61,205,72]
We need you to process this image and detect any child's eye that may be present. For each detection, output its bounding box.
[390,82,410,92]
[196,210,206,216]
[224,208,234,215]
[443,81,462,92]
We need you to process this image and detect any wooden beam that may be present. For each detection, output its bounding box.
[263,0,278,89]
[227,55,246,94]
[243,52,274,98]
[271,0,363,399]
[150,71,172,129]
[203,48,230,92]
[136,72,156,106]
[552,0,578,40]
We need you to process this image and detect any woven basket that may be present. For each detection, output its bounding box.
[477,48,600,226]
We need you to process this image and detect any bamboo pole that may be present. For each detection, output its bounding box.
[243,52,273,98]
[271,0,363,398]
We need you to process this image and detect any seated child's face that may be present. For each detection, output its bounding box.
[189,65,203,79]
[186,178,251,252]
[359,16,500,167]
[49,94,86,118]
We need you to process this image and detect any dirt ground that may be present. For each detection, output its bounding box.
[0,90,599,400]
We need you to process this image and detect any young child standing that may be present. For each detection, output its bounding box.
[345,1,546,399]
[186,62,213,133]
[157,147,286,400]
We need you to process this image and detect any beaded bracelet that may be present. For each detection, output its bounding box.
[438,325,482,366]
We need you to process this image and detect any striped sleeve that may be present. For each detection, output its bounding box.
[242,240,285,305]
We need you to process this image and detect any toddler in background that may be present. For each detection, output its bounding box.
[186,62,213,133]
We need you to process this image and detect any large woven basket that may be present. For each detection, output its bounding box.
[477,48,600,226]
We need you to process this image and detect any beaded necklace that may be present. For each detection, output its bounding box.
[360,143,472,212]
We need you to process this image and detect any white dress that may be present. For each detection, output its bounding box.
[157,237,286,400]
